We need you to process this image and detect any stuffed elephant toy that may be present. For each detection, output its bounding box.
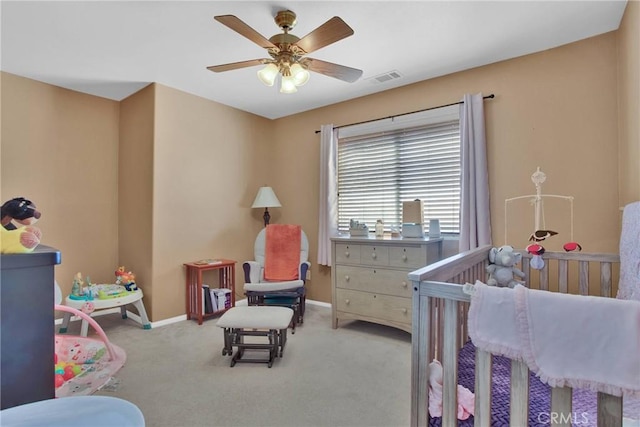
[486,245,526,288]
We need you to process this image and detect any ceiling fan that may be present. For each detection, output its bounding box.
[207,10,363,93]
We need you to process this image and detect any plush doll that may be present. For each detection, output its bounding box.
[1,197,41,229]
[486,245,526,288]
[1,226,42,254]
[1,197,42,253]
[428,359,475,420]
[115,266,138,291]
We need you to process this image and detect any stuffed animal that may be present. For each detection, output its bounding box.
[1,197,41,229]
[115,266,137,291]
[428,359,475,420]
[486,245,526,288]
[1,197,42,253]
[1,226,42,254]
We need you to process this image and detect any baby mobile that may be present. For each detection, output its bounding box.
[504,167,582,270]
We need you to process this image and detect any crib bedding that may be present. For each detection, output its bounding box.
[428,341,600,427]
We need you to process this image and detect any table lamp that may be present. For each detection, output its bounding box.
[252,187,282,227]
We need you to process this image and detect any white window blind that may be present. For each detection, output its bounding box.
[337,107,461,235]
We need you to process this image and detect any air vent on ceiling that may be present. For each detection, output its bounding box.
[367,70,403,84]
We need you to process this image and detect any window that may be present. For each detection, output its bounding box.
[337,105,460,234]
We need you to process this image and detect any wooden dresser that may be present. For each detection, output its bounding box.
[331,235,443,333]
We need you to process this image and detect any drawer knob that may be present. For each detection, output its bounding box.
[345,251,350,257]
[402,254,408,261]
[344,275,350,282]
[402,308,408,314]
[345,299,350,305]
[371,252,377,259]
[402,281,408,288]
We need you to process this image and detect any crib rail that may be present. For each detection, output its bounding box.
[409,246,623,427]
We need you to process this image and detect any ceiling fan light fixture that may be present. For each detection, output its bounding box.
[290,63,310,86]
[257,63,279,87]
[210,11,362,92]
[280,75,298,94]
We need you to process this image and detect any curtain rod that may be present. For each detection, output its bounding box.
[314,93,495,134]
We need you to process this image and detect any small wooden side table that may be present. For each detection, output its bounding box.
[184,259,236,325]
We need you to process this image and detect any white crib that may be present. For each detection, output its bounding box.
[409,245,631,427]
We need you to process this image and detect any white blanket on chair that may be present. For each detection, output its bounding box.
[468,280,640,398]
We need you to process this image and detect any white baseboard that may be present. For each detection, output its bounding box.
[151,314,187,327]
[307,299,331,308]
[55,298,331,330]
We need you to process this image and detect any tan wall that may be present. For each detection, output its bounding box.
[150,84,273,320]
[1,73,120,298]
[273,32,621,303]
[618,0,640,205]
[118,84,155,317]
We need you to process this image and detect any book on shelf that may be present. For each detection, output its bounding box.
[209,288,219,312]
[193,258,223,266]
[203,284,214,314]
[211,288,232,311]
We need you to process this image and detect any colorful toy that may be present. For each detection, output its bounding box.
[528,229,558,242]
[96,284,130,299]
[1,197,42,253]
[563,242,582,252]
[71,273,84,297]
[81,301,95,314]
[115,266,138,291]
[486,245,526,288]
[504,168,582,270]
[54,304,126,396]
[526,243,546,270]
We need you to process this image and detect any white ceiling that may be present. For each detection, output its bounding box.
[1,1,627,120]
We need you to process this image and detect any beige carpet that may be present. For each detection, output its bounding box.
[64,304,411,427]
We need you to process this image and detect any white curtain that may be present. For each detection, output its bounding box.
[317,124,338,266]
[459,93,492,252]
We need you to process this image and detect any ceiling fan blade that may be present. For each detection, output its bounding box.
[207,59,267,73]
[295,16,354,54]
[305,58,363,83]
[214,15,277,49]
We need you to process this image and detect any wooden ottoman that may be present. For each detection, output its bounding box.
[216,306,294,368]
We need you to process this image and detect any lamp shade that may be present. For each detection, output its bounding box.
[280,75,298,94]
[257,64,279,87]
[290,63,310,86]
[251,187,282,208]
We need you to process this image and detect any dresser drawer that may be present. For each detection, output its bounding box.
[389,245,427,269]
[359,245,389,266]
[336,288,411,325]
[335,265,412,298]
[334,243,361,264]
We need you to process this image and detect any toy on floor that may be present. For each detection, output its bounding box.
[1,197,42,253]
[54,358,82,387]
[54,304,126,397]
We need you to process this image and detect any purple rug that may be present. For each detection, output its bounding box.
[428,341,599,427]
